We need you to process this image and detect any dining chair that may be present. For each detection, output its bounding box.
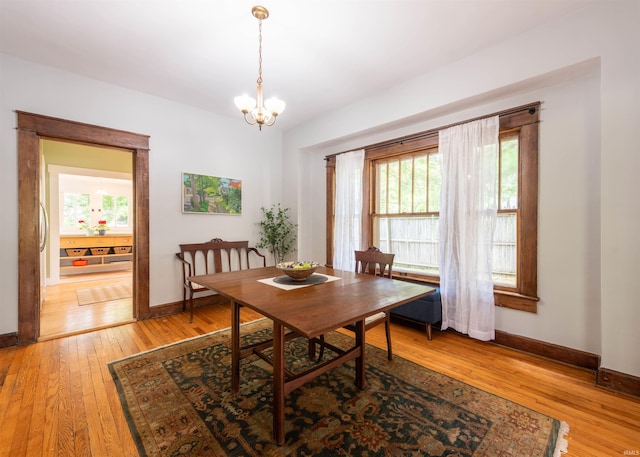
[317,247,396,361]
[349,247,395,360]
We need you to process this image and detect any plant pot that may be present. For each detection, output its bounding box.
[98,229,106,235]
[85,229,94,236]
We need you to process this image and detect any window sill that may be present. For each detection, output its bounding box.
[393,271,538,313]
[494,291,538,313]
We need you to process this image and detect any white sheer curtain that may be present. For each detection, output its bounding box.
[438,116,499,341]
[333,149,364,271]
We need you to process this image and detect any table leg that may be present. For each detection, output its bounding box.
[231,300,240,394]
[355,320,366,389]
[273,321,286,445]
[308,337,316,360]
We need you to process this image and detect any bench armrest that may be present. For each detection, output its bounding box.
[175,252,194,280]
[248,247,267,267]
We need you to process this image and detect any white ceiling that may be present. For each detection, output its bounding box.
[0,0,597,131]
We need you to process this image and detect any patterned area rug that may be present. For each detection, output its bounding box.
[76,284,131,305]
[109,319,569,456]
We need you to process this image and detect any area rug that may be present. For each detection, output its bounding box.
[76,284,131,305]
[109,319,569,456]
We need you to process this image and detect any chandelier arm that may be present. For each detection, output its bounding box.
[243,112,258,126]
[263,116,277,127]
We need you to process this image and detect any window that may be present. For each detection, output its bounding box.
[374,151,441,277]
[373,132,518,286]
[62,192,90,229]
[61,192,131,233]
[326,103,539,312]
[102,195,130,227]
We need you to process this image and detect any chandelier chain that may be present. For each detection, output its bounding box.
[257,19,263,85]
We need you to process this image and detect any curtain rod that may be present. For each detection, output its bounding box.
[325,102,540,160]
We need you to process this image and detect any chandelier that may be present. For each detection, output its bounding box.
[234,5,285,130]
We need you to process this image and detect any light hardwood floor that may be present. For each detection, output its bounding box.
[1,304,638,456]
[39,271,134,341]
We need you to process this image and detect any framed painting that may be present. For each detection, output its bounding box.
[182,172,242,215]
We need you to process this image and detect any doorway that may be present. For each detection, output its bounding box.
[39,141,135,339]
[16,111,151,344]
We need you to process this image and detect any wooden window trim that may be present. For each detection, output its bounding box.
[326,102,540,313]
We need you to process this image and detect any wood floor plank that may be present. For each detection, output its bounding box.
[66,336,91,457]
[24,339,54,457]
[78,338,110,457]
[7,341,47,457]
[55,338,75,457]
[42,339,62,457]
[1,302,639,456]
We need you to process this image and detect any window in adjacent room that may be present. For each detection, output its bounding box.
[62,192,91,229]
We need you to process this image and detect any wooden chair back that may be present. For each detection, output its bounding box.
[176,239,265,278]
[354,247,395,278]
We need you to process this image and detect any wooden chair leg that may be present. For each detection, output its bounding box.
[427,322,432,341]
[188,290,194,323]
[384,319,392,361]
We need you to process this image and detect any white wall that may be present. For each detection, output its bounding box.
[285,2,640,377]
[0,53,284,333]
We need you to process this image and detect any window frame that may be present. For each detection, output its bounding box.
[326,102,540,312]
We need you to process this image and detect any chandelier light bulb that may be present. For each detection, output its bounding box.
[265,97,286,116]
[234,94,256,113]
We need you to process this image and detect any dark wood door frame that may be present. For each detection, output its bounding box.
[16,111,151,344]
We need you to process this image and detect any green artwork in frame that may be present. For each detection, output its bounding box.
[182,172,242,215]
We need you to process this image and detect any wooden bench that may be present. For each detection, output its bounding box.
[176,238,266,321]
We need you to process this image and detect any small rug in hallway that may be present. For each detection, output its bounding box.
[76,284,131,305]
[109,319,569,456]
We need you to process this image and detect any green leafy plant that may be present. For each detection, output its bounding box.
[256,204,297,264]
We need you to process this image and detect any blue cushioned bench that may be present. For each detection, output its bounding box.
[390,286,442,340]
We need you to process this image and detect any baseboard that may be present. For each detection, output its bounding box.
[597,368,640,398]
[494,330,600,371]
[147,295,228,319]
[494,330,640,398]
[0,332,18,348]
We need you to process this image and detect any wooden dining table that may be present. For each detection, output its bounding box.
[189,265,435,445]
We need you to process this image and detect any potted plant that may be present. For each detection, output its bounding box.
[94,220,110,235]
[78,219,93,236]
[256,204,297,264]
